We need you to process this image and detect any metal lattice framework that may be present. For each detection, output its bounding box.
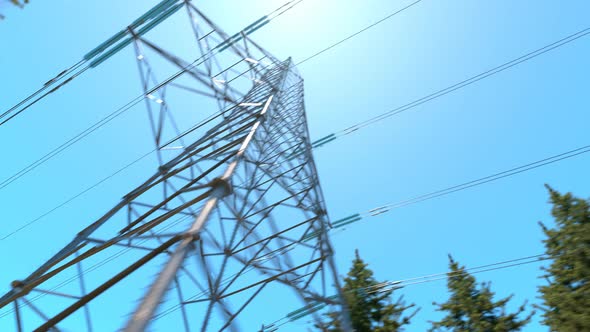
[0,1,351,331]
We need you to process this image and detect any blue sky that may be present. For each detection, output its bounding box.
[0,0,589,331]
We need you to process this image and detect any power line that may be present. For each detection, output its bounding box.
[5,140,579,318]
[0,150,154,241]
[0,0,183,126]
[0,93,147,190]
[6,7,586,195]
[325,143,590,232]
[0,0,305,128]
[308,26,590,149]
[0,0,305,191]
[4,96,590,244]
[5,2,584,329]
[39,141,582,322]
[0,60,85,122]
[3,5,588,244]
[8,140,585,316]
[295,0,424,66]
[372,144,590,213]
[369,254,546,292]
[0,0,425,241]
[0,101,241,240]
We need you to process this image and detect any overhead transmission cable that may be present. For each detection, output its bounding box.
[2,5,589,242]
[0,60,85,122]
[0,0,184,127]
[0,98,258,240]
[3,39,590,241]
[2,0,573,326]
[306,26,590,150]
[2,4,587,195]
[0,0,418,194]
[0,142,578,318]
[0,0,305,192]
[2,125,589,245]
[0,151,153,241]
[368,254,548,292]
[2,142,583,317]
[9,140,580,319]
[0,0,304,128]
[295,0,423,66]
[320,143,590,235]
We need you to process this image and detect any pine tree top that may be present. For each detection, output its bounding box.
[318,250,417,332]
[538,186,590,332]
[430,256,533,332]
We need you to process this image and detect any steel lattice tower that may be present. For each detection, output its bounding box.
[0,1,352,331]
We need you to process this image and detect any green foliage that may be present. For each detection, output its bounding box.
[10,0,29,8]
[537,185,590,331]
[318,250,417,332]
[429,255,533,332]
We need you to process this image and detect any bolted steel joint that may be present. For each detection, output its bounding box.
[257,110,268,123]
[11,280,25,289]
[182,233,200,242]
[158,164,171,174]
[314,208,327,217]
[11,280,28,295]
[223,247,233,256]
[209,177,233,198]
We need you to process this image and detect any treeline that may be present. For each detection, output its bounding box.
[318,186,589,331]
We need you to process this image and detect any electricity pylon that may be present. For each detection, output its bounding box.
[0,1,351,331]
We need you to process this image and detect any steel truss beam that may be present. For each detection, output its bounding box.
[0,2,351,331]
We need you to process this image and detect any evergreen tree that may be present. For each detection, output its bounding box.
[318,250,417,332]
[429,255,532,332]
[537,186,590,331]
